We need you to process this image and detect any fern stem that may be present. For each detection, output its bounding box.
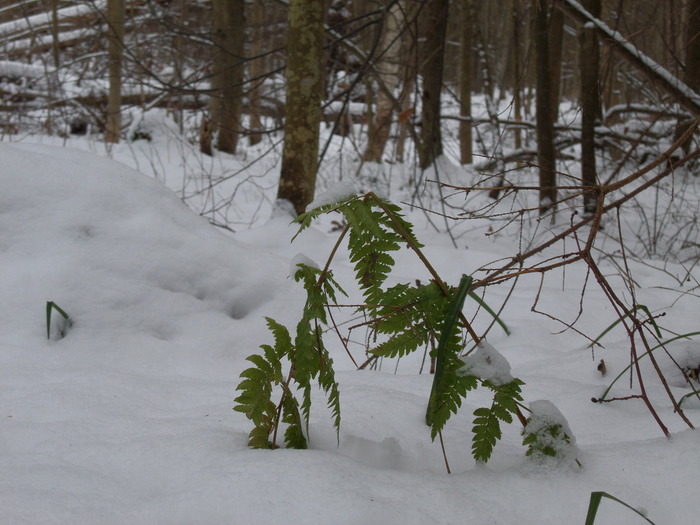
[319,222,350,287]
[438,431,451,474]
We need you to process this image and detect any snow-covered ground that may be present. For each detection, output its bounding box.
[1,130,699,524]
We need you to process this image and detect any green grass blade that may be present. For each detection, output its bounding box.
[426,274,472,424]
[599,331,700,401]
[584,491,655,525]
[588,304,662,349]
[468,291,511,336]
[46,301,71,340]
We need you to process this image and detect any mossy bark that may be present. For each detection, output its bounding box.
[277,0,326,215]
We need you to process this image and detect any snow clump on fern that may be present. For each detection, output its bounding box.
[459,340,514,385]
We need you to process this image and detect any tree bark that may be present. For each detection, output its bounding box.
[277,0,326,215]
[458,0,474,165]
[248,0,265,146]
[580,0,601,214]
[548,4,564,121]
[535,0,556,213]
[105,0,125,144]
[363,2,404,163]
[512,0,523,151]
[211,0,245,155]
[418,0,449,169]
[675,0,700,154]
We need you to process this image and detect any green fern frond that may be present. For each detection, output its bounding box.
[233,318,290,448]
[282,390,307,449]
[471,379,524,462]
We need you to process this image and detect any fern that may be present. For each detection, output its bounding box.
[235,192,534,466]
[233,318,288,448]
[426,275,477,438]
[471,379,525,462]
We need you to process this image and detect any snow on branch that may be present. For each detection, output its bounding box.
[557,0,700,115]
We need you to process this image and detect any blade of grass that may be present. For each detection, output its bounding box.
[426,274,473,424]
[585,491,655,525]
[588,304,662,349]
[46,301,71,340]
[468,291,511,336]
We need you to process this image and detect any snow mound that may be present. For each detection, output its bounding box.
[0,143,274,345]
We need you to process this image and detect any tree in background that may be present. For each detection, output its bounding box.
[418,0,449,169]
[105,0,124,144]
[534,0,556,214]
[579,0,602,214]
[363,1,405,163]
[675,0,700,155]
[458,0,474,165]
[277,0,326,215]
[210,0,246,155]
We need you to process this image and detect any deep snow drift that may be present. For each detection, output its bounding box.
[1,142,698,524]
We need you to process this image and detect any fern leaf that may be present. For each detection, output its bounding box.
[471,406,502,462]
[470,379,524,462]
[233,318,291,449]
[282,390,308,449]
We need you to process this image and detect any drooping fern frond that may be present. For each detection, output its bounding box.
[471,379,525,462]
[371,282,447,359]
[233,318,288,448]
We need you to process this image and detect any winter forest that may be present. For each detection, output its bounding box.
[1,0,700,523]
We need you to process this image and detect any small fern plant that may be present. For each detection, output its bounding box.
[234,191,576,466]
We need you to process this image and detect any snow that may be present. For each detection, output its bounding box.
[524,399,579,466]
[1,139,699,524]
[459,340,514,386]
[305,180,358,211]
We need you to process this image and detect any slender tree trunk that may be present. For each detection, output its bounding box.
[211,0,245,155]
[512,0,523,151]
[51,0,60,69]
[277,0,326,215]
[458,0,474,165]
[418,0,449,169]
[548,4,564,121]
[534,0,556,214]
[248,0,265,146]
[580,0,601,214]
[105,0,125,144]
[363,2,404,163]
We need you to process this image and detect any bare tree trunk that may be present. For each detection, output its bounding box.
[248,0,265,146]
[418,0,449,169]
[580,0,601,214]
[458,0,474,165]
[548,4,564,121]
[675,0,700,154]
[277,0,326,215]
[534,0,556,213]
[211,0,245,155]
[363,2,404,163]
[51,0,60,69]
[512,0,523,151]
[105,0,125,144]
